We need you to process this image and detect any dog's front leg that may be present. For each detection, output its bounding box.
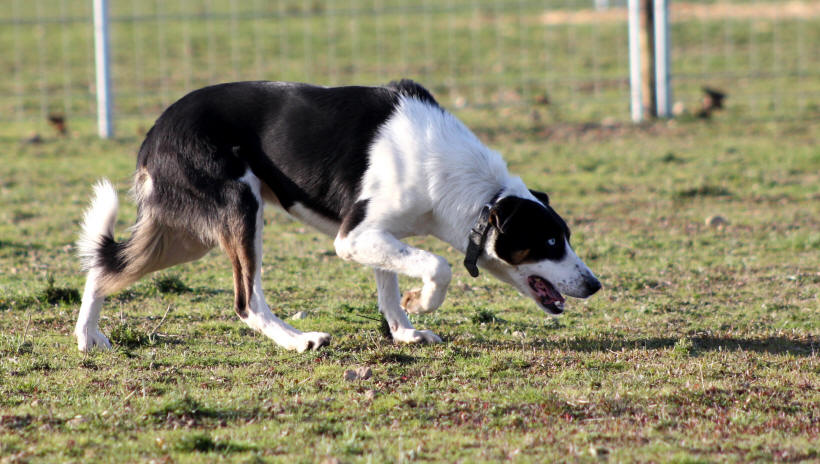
[374,269,442,344]
[335,229,448,343]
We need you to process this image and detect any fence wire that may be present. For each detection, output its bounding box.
[1,0,817,136]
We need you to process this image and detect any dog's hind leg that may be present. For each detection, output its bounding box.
[75,180,212,351]
[75,267,113,351]
[223,172,331,352]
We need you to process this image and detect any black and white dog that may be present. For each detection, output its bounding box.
[75,80,600,352]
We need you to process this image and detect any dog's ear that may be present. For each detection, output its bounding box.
[489,197,523,234]
[529,189,550,206]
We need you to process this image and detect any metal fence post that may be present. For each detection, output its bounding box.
[93,0,114,138]
[628,0,643,122]
[653,0,672,117]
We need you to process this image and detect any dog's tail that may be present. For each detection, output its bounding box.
[77,179,120,273]
[77,179,162,295]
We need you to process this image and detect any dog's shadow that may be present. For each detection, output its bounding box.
[556,334,816,357]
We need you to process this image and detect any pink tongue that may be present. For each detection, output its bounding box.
[528,276,565,303]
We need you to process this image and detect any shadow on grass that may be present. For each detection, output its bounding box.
[367,351,419,365]
[148,395,261,428]
[174,432,256,454]
[0,276,79,310]
[558,335,816,357]
[111,284,229,303]
[478,334,815,357]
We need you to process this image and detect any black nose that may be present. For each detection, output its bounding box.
[585,277,602,296]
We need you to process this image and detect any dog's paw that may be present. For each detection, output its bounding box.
[75,327,112,352]
[401,287,438,314]
[295,332,332,352]
[391,328,442,344]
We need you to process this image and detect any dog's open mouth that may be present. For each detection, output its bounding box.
[528,275,565,314]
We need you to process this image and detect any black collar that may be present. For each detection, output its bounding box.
[463,190,503,277]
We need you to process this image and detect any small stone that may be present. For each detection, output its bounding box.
[344,366,372,381]
[290,311,308,320]
[512,331,526,338]
[355,366,372,380]
[67,415,88,428]
[705,214,729,229]
[364,390,376,400]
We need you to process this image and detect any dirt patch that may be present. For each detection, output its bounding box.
[473,119,687,145]
[540,1,820,25]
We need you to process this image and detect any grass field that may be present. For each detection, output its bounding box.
[1,1,819,462]
[1,109,818,462]
[2,0,819,135]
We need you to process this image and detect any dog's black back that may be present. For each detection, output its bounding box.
[137,81,427,222]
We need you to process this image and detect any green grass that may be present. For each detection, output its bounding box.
[1,1,819,462]
[1,111,817,462]
[1,0,818,137]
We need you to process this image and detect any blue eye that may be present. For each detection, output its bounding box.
[547,238,556,246]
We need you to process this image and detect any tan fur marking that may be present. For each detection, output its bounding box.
[133,167,154,203]
[221,239,249,319]
[96,216,211,296]
[259,183,280,206]
[219,233,256,320]
[509,248,531,265]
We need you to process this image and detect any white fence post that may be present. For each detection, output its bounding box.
[653,0,672,117]
[627,0,643,122]
[93,0,114,138]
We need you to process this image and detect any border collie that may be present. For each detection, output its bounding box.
[75,80,600,352]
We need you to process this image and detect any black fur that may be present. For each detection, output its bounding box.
[386,79,440,107]
[490,197,570,265]
[135,81,422,232]
[96,235,128,274]
[339,199,370,238]
[528,189,550,206]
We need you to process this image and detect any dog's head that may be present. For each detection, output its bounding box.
[466,190,601,314]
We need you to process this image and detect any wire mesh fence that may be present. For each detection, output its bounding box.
[1,0,818,137]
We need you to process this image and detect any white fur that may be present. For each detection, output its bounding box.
[524,242,597,298]
[337,96,597,334]
[77,179,119,271]
[359,97,529,246]
[237,171,332,352]
[482,239,597,314]
[74,92,596,352]
[334,97,533,341]
[75,180,119,350]
[74,267,111,351]
[374,269,441,344]
[287,203,340,237]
